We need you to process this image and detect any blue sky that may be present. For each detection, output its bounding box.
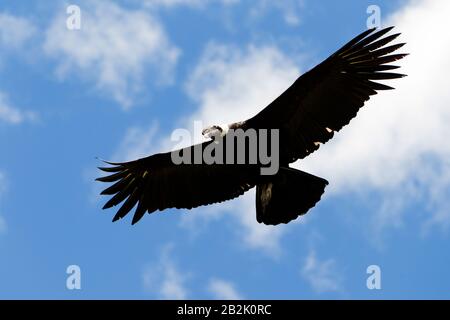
[1,0,449,299]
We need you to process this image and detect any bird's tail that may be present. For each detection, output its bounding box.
[256,167,328,225]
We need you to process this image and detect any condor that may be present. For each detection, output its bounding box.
[97,27,407,225]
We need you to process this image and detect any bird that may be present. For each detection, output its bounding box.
[97,26,407,226]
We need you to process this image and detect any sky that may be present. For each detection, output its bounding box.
[0,0,449,299]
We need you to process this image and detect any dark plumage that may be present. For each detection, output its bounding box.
[97,27,407,225]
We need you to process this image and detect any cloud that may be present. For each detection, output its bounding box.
[0,12,36,49]
[0,13,37,126]
[145,0,205,7]
[141,246,246,300]
[300,250,342,294]
[300,0,450,236]
[44,1,180,109]
[142,0,238,8]
[208,278,243,300]
[249,0,305,26]
[142,0,302,27]
[0,92,37,124]
[112,124,160,162]
[143,244,189,299]
[186,43,300,127]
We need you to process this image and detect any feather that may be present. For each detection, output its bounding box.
[113,187,141,222]
[102,178,137,209]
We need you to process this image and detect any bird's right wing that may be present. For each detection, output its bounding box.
[97,140,258,224]
[246,27,407,162]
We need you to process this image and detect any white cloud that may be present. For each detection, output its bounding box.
[223,190,289,255]
[208,278,243,300]
[142,0,238,9]
[300,250,342,294]
[44,1,180,109]
[180,189,290,255]
[300,0,450,235]
[0,92,36,124]
[143,244,189,299]
[143,0,302,26]
[141,247,246,300]
[0,12,36,49]
[249,0,305,26]
[146,0,205,7]
[112,124,159,161]
[186,43,300,127]
[0,13,37,126]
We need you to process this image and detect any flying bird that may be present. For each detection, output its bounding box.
[97,26,407,225]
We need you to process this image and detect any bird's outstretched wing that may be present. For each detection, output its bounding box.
[246,26,407,162]
[97,140,258,224]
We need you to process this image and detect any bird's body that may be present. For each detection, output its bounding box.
[97,26,407,225]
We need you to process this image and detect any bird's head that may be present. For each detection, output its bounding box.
[202,124,229,140]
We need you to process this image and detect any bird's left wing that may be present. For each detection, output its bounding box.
[97,141,258,224]
[246,26,407,162]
